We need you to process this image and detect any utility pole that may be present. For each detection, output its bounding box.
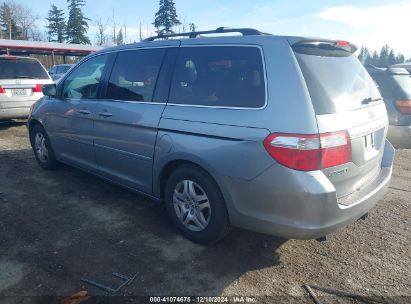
[9,19,11,40]
[139,22,142,41]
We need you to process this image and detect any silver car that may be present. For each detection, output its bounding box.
[27,28,395,243]
[0,55,53,120]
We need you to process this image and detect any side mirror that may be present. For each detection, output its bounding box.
[42,84,57,97]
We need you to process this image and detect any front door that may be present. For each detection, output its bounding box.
[47,53,111,171]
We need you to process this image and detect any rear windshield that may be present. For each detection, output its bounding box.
[372,74,411,100]
[393,75,411,99]
[0,58,49,80]
[294,50,381,114]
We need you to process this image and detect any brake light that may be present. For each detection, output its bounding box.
[32,84,43,93]
[395,100,411,114]
[0,86,5,93]
[263,131,352,171]
[336,40,350,47]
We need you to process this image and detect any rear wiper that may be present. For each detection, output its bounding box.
[361,97,382,105]
[15,76,35,79]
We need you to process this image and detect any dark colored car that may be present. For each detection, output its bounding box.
[367,66,411,148]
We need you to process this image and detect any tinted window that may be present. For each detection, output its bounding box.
[0,58,49,80]
[62,54,109,99]
[56,65,72,74]
[106,49,166,102]
[169,46,266,108]
[393,75,411,99]
[295,51,381,114]
[372,74,411,100]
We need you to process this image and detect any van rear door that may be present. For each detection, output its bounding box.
[293,40,388,201]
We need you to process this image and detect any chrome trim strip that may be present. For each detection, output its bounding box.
[94,143,152,161]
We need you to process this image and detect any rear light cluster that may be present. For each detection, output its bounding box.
[395,100,411,114]
[0,86,5,94]
[32,84,43,93]
[263,131,352,171]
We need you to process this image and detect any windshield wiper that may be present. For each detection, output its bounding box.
[361,97,382,105]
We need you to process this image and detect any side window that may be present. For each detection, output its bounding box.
[62,54,109,99]
[106,49,166,102]
[169,46,266,108]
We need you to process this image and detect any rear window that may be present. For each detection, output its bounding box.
[294,50,381,114]
[393,75,411,99]
[169,46,266,108]
[372,74,411,100]
[0,58,49,80]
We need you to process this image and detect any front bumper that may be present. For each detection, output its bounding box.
[221,140,395,239]
[387,124,411,148]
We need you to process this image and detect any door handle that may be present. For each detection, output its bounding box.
[98,112,113,117]
[78,109,91,115]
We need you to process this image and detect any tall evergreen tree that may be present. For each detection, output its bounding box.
[379,44,390,67]
[46,4,66,42]
[66,0,90,44]
[153,0,181,35]
[0,2,22,39]
[387,49,396,66]
[189,22,196,32]
[116,28,123,45]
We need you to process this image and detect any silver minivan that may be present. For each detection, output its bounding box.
[0,55,53,120]
[27,28,395,243]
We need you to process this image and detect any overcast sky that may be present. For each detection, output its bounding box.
[19,0,411,57]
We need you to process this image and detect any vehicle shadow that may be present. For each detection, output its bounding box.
[0,119,27,130]
[0,148,287,299]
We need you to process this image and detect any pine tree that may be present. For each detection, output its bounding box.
[46,4,66,42]
[153,0,181,35]
[387,49,396,66]
[395,54,405,64]
[0,2,22,39]
[379,44,390,67]
[116,28,123,45]
[358,46,370,64]
[189,22,196,32]
[66,0,90,44]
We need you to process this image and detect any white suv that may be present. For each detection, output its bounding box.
[0,55,53,120]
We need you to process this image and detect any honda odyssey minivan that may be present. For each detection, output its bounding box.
[27,27,395,243]
[0,55,53,120]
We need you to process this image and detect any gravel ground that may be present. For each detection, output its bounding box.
[0,120,410,304]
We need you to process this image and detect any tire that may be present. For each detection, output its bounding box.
[164,164,231,244]
[30,124,59,170]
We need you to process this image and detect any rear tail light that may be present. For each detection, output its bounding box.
[32,84,43,93]
[263,131,352,171]
[0,86,5,94]
[395,100,411,114]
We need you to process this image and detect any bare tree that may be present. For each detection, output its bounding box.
[13,4,39,40]
[94,16,108,45]
[111,9,116,43]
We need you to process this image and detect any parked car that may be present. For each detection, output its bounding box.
[366,66,411,148]
[392,62,411,74]
[28,27,394,244]
[48,64,75,81]
[0,55,53,120]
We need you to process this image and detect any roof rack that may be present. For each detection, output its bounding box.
[144,27,268,41]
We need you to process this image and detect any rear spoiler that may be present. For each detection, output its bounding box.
[292,38,358,54]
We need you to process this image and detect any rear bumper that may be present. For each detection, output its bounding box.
[221,140,395,239]
[387,124,411,148]
[0,107,31,119]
